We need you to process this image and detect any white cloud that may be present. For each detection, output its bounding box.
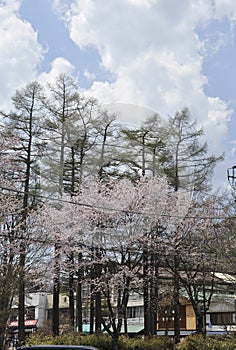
[126,0,156,8]
[83,69,95,81]
[230,140,236,157]
[1,0,21,12]
[61,0,211,112]
[60,1,211,112]
[0,0,43,109]
[204,97,232,152]
[214,0,236,21]
[38,57,75,86]
[2,0,236,188]
[53,0,236,189]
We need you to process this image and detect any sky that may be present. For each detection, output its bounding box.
[1,0,236,189]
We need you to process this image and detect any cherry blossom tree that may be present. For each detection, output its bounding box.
[27,173,224,346]
[69,176,191,348]
[0,127,26,347]
[40,74,120,332]
[163,194,220,335]
[212,193,236,275]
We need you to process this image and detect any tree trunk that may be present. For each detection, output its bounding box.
[76,280,83,332]
[143,248,151,336]
[0,297,10,350]
[95,247,102,333]
[149,248,159,336]
[90,290,94,334]
[69,266,75,331]
[53,242,60,336]
[52,281,60,336]
[144,288,151,335]
[68,251,75,331]
[124,307,128,335]
[18,245,25,345]
[112,336,119,350]
[196,314,204,334]
[95,291,102,333]
[173,254,180,344]
[76,252,83,332]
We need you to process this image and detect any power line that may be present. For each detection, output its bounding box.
[0,185,231,221]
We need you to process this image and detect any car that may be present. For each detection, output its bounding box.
[21,346,99,350]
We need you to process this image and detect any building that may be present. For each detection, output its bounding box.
[8,292,49,345]
[7,272,236,338]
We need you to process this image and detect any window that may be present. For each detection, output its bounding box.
[127,306,144,318]
[25,306,35,320]
[158,305,186,329]
[210,312,233,325]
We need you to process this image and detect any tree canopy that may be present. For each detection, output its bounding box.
[0,74,232,348]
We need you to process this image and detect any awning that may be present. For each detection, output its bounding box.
[81,323,144,334]
[120,324,144,334]
[8,319,38,328]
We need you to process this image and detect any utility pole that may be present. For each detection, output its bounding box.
[227,166,236,191]
[227,165,236,322]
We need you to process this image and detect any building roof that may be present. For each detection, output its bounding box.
[214,272,236,284]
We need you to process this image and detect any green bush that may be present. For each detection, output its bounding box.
[25,332,112,350]
[176,334,236,350]
[25,333,174,350]
[26,333,236,350]
[118,335,174,350]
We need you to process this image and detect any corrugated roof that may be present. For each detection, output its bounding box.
[215,272,236,284]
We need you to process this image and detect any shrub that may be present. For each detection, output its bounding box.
[117,335,174,350]
[26,333,236,350]
[25,332,112,350]
[25,333,175,350]
[176,334,236,350]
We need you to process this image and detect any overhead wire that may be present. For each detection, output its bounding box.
[0,185,232,221]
